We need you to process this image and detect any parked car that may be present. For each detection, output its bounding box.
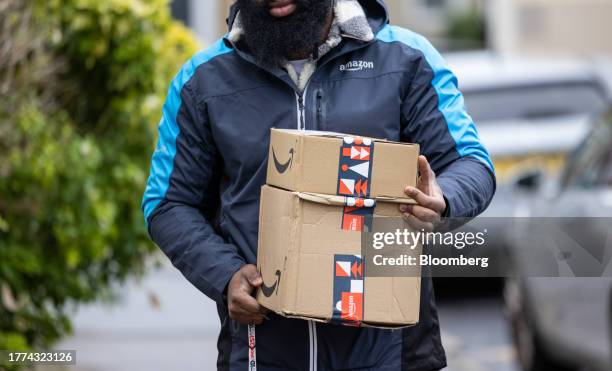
[503,109,612,371]
[447,52,610,217]
[434,55,611,294]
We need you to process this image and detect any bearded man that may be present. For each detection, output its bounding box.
[142,0,496,370]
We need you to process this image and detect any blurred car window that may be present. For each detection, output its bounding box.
[601,150,612,185]
[464,82,607,123]
[561,113,612,188]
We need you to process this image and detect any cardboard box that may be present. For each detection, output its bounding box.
[267,129,419,201]
[257,185,421,328]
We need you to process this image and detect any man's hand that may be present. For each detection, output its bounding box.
[400,155,447,231]
[227,264,267,325]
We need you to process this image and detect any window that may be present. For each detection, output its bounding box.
[562,115,612,189]
[425,0,445,8]
[463,81,607,123]
[171,0,189,25]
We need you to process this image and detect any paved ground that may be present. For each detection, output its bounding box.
[48,259,520,371]
[438,298,519,371]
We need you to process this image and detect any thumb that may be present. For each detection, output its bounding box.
[243,265,263,288]
[417,155,434,195]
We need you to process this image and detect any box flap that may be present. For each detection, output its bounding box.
[272,128,419,147]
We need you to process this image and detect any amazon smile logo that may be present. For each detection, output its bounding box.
[272,147,294,174]
[261,270,281,297]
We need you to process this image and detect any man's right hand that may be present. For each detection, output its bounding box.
[227,264,267,325]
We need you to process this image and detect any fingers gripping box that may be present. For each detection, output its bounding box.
[257,129,421,328]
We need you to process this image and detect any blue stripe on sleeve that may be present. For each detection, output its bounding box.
[376,25,494,172]
[142,39,233,223]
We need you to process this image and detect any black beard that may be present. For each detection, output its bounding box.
[236,0,333,68]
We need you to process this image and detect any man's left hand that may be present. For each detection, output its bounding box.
[399,155,447,231]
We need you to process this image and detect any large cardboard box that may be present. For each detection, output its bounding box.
[267,129,419,201]
[257,185,421,327]
[259,129,421,327]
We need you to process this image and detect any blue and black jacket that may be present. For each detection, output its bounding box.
[142,1,495,370]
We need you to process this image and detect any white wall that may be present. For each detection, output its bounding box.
[487,0,612,58]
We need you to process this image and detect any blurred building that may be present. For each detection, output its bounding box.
[171,0,233,44]
[171,0,612,58]
[385,0,483,49]
[487,0,612,58]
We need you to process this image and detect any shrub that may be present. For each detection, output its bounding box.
[0,0,198,350]
[446,6,486,50]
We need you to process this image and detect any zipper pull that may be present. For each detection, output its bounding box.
[316,90,323,129]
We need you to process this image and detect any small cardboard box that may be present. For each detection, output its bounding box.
[267,129,419,201]
[257,185,421,328]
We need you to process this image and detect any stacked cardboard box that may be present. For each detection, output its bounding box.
[257,129,422,328]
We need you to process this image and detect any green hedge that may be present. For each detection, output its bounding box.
[0,0,198,350]
[446,7,486,50]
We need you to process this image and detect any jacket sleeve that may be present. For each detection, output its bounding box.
[399,32,496,218]
[142,75,245,304]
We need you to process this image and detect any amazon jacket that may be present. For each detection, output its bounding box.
[142,1,496,370]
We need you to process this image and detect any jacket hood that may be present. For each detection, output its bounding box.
[226,0,389,36]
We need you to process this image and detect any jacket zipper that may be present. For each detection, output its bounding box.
[316,89,323,129]
[295,82,311,130]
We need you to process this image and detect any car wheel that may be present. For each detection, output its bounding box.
[503,277,575,371]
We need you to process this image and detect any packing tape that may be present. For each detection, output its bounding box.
[331,254,364,326]
[337,136,375,231]
[333,137,371,324]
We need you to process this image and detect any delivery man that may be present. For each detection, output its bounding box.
[142,0,495,370]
